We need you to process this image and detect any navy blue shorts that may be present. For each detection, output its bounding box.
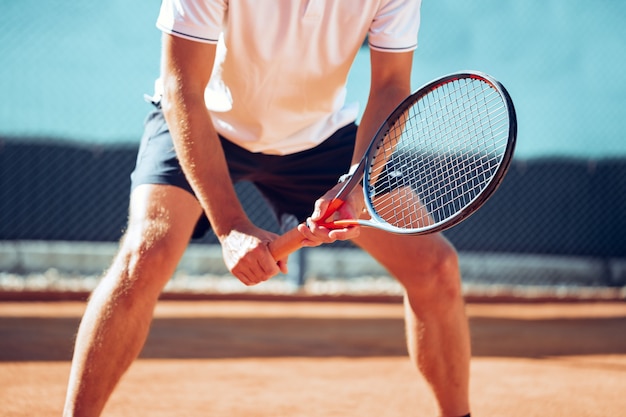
[131,109,357,238]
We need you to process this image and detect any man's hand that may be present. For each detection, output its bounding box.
[296,183,366,246]
[220,223,288,286]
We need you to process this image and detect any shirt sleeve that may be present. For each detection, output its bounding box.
[156,0,227,44]
[369,0,422,52]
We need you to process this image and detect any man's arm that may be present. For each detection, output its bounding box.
[160,33,285,284]
[304,49,414,242]
[355,49,413,163]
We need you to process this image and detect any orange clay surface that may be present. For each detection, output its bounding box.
[1,299,625,417]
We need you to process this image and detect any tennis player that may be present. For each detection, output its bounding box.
[64,1,472,416]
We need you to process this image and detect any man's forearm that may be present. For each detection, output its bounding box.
[162,94,249,239]
[353,85,409,165]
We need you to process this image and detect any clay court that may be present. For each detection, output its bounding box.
[1,298,624,417]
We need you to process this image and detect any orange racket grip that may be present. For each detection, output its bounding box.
[323,198,346,219]
[268,225,307,261]
[268,198,347,261]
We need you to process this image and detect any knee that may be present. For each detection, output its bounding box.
[105,225,183,294]
[400,241,463,307]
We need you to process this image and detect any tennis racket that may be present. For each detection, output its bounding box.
[269,71,517,260]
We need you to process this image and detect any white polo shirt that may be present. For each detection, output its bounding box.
[156,0,421,155]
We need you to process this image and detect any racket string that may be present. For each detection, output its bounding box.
[367,77,510,230]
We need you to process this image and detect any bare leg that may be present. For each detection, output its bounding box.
[354,230,471,417]
[63,184,203,417]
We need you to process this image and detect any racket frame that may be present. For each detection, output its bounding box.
[268,70,517,260]
[352,70,518,235]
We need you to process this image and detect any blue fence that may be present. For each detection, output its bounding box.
[2,139,624,259]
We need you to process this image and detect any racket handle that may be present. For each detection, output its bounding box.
[268,225,307,260]
[268,198,348,260]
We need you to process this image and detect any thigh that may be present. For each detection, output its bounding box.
[102,184,203,298]
[353,228,457,287]
[130,109,216,238]
[125,184,203,259]
[355,172,458,284]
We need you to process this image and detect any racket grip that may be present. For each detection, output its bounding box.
[268,225,307,261]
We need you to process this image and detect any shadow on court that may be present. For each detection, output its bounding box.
[1,306,625,362]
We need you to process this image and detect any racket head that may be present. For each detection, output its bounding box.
[360,71,517,235]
